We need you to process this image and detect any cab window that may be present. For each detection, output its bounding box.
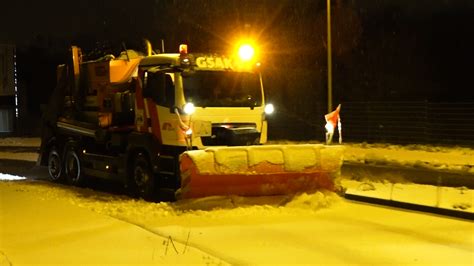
[143,72,175,107]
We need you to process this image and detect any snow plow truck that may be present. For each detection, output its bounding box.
[38,42,344,201]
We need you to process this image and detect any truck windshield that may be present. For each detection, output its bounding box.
[182,71,262,108]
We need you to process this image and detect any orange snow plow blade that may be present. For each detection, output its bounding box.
[177,144,344,199]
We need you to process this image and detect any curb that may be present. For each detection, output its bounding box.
[0,146,39,153]
[345,193,474,221]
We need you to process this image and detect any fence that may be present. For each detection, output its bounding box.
[342,101,474,146]
[268,101,474,146]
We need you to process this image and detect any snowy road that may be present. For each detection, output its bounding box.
[1,177,472,265]
[1,138,473,264]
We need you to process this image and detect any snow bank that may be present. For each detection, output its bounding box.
[0,137,40,147]
[0,152,38,162]
[0,180,340,222]
[344,143,474,174]
[0,173,26,180]
[266,140,474,173]
[284,191,342,210]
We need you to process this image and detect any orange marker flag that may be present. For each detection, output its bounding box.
[324,104,342,144]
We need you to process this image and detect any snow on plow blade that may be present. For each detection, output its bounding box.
[177,144,344,199]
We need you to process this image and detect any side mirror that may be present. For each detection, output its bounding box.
[170,106,180,114]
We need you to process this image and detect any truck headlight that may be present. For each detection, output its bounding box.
[264,103,274,115]
[183,102,195,115]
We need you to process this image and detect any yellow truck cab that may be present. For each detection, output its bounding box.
[136,46,269,150]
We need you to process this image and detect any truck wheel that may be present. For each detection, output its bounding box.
[47,147,63,182]
[65,148,83,186]
[132,154,155,200]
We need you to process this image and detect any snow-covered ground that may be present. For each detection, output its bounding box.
[1,138,473,265]
[1,178,473,265]
[1,179,222,265]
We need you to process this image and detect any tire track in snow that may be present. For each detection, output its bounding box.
[0,251,12,266]
[104,215,240,265]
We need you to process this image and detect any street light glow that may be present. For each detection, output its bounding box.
[238,44,255,61]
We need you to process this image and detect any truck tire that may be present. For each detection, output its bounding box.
[132,153,155,201]
[47,146,63,182]
[64,147,83,186]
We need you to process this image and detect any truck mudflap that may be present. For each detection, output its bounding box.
[177,144,344,199]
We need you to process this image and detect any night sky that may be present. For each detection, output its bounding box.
[1,0,473,136]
